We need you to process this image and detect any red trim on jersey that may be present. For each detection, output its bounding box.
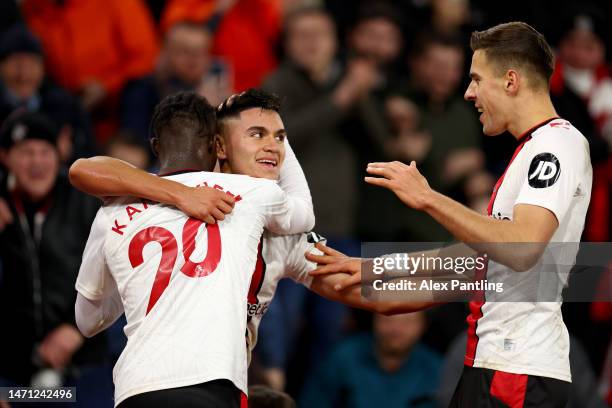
[486,135,532,216]
[464,259,487,366]
[240,392,248,408]
[490,370,528,408]
[247,237,266,312]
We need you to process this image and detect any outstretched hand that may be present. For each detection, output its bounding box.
[365,161,433,210]
[306,243,363,291]
[176,186,235,224]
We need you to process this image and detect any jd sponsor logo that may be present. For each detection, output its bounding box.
[528,153,560,188]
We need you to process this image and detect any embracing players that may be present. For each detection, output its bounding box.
[74,91,315,407]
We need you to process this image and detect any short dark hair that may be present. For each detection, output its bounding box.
[247,385,296,408]
[353,1,403,31]
[216,88,281,122]
[150,91,216,143]
[470,22,554,90]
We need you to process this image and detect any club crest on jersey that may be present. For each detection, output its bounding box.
[528,153,560,188]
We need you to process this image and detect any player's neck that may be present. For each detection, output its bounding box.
[507,93,558,140]
[158,155,208,175]
[219,161,232,174]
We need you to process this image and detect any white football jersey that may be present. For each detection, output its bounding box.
[466,118,592,382]
[243,232,324,360]
[76,171,309,406]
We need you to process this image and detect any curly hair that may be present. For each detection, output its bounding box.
[150,91,216,143]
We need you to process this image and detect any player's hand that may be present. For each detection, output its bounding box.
[365,161,433,210]
[38,324,84,370]
[306,243,362,291]
[176,186,235,224]
[0,198,14,232]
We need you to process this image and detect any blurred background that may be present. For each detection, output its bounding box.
[0,0,611,407]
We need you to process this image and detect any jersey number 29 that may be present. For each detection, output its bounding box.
[128,218,221,314]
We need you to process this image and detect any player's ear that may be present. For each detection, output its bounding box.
[149,137,159,157]
[505,69,520,95]
[215,134,227,160]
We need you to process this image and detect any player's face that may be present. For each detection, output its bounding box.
[464,50,511,136]
[218,108,286,180]
[3,139,59,201]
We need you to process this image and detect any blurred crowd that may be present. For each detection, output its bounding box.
[0,0,611,407]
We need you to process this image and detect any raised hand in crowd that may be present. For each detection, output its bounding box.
[332,58,378,109]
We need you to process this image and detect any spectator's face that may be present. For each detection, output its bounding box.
[3,139,59,201]
[164,25,211,85]
[374,313,425,355]
[431,0,469,31]
[464,50,510,136]
[386,96,420,133]
[349,18,402,67]
[414,44,464,102]
[107,143,150,170]
[0,53,44,99]
[559,29,605,70]
[286,12,337,74]
[217,108,286,180]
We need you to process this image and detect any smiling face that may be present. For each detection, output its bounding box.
[3,139,59,201]
[464,50,512,136]
[217,108,286,180]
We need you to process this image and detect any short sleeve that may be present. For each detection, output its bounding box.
[514,131,588,223]
[75,208,115,300]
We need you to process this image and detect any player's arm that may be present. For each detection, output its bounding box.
[306,243,467,307]
[286,237,442,313]
[263,185,315,234]
[74,208,123,337]
[309,273,438,315]
[277,139,315,223]
[69,157,234,224]
[75,291,123,338]
[366,161,558,272]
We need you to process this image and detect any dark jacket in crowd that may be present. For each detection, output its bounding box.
[0,172,105,384]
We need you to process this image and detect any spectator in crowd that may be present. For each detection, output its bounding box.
[21,0,159,140]
[161,0,282,91]
[0,112,111,407]
[343,2,427,241]
[347,1,404,82]
[404,32,492,212]
[104,131,151,170]
[550,7,612,242]
[300,312,441,408]
[121,21,231,143]
[428,0,471,38]
[0,23,95,164]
